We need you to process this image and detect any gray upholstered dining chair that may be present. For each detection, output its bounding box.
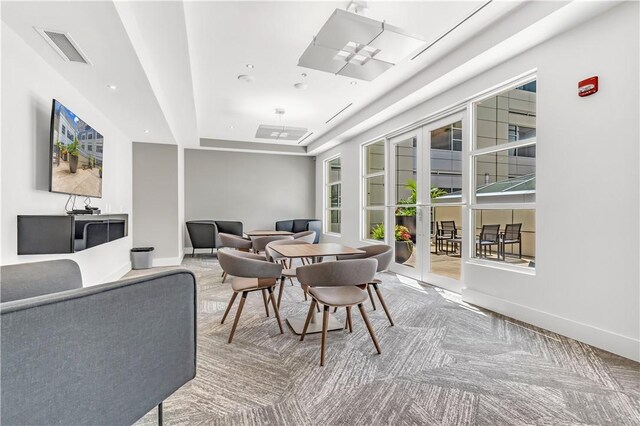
[218,232,253,283]
[338,244,394,325]
[252,235,293,255]
[292,230,316,244]
[265,239,312,308]
[217,249,284,343]
[296,258,380,366]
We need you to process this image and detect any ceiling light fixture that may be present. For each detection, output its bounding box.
[350,81,357,85]
[107,84,117,90]
[301,73,308,77]
[229,125,234,129]
[144,129,150,134]
[237,74,255,83]
[298,9,425,81]
[246,64,254,69]
[294,83,308,90]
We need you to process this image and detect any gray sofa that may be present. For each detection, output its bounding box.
[0,259,197,425]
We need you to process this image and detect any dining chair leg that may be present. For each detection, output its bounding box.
[221,292,238,324]
[228,292,248,343]
[358,303,381,354]
[222,271,227,283]
[372,283,394,326]
[366,284,377,310]
[277,277,285,309]
[261,289,270,317]
[346,306,353,333]
[300,299,317,341]
[333,306,338,313]
[192,248,195,257]
[268,287,283,334]
[320,305,330,366]
[316,303,321,313]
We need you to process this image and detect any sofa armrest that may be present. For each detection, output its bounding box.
[0,269,197,426]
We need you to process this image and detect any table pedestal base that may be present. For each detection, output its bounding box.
[287,312,343,335]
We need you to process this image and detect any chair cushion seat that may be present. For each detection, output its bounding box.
[282,268,297,277]
[232,277,276,292]
[308,286,368,307]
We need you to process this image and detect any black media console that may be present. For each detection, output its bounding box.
[17,214,128,255]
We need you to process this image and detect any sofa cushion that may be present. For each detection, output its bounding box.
[293,220,310,233]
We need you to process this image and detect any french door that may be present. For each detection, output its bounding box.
[388,112,467,291]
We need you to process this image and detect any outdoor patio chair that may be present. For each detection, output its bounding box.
[502,223,522,259]
[476,224,501,258]
[436,221,458,253]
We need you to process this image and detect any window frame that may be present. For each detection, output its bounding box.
[468,77,537,272]
[324,154,342,236]
[361,139,386,242]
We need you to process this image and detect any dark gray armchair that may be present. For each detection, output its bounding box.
[186,220,244,255]
[275,219,321,243]
[1,259,197,425]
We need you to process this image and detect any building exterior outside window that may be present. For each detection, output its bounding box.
[362,140,385,240]
[471,80,537,268]
[325,155,341,234]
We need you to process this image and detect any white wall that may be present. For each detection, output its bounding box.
[185,149,315,246]
[1,24,133,285]
[315,3,639,361]
[132,142,181,266]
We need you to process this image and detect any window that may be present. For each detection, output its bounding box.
[472,79,536,269]
[97,145,103,153]
[88,145,93,151]
[61,124,66,136]
[362,140,385,240]
[325,156,341,234]
[88,133,93,139]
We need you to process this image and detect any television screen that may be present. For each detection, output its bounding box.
[50,99,103,198]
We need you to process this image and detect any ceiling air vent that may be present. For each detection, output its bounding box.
[35,28,91,64]
[255,125,308,141]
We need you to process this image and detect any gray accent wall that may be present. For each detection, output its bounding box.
[132,143,179,261]
[185,149,315,247]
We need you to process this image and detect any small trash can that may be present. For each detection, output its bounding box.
[131,247,154,270]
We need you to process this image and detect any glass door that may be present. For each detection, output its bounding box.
[388,130,422,280]
[420,112,466,291]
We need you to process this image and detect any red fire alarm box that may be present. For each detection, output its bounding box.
[578,76,598,97]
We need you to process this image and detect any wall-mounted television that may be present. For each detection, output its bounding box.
[49,99,103,198]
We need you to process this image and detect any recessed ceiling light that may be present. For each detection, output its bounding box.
[246,64,254,69]
[294,83,308,90]
[301,73,308,78]
[107,84,117,90]
[144,129,150,134]
[237,74,255,83]
[229,125,234,129]
[350,81,358,85]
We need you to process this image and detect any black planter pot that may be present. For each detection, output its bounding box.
[395,241,413,264]
[396,215,416,243]
[69,155,78,173]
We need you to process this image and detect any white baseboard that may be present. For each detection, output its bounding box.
[153,252,185,267]
[462,288,640,362]
[105,261,132,283]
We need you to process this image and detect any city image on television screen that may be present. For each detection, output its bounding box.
[50,100,103,198]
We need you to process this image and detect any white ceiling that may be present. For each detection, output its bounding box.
[183,1,485,146]
[2,1,608,155]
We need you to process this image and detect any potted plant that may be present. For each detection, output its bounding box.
[89,155,95,169]
[99,165,103,178]
[61,145,68,161]
[370,224,414,264]
[68,138,79,173]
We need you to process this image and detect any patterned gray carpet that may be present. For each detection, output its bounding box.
[133,255,640,425]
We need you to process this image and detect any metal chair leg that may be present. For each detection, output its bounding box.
[158,402,163,426]
[346,306,353,332]
[277,277,285,309]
